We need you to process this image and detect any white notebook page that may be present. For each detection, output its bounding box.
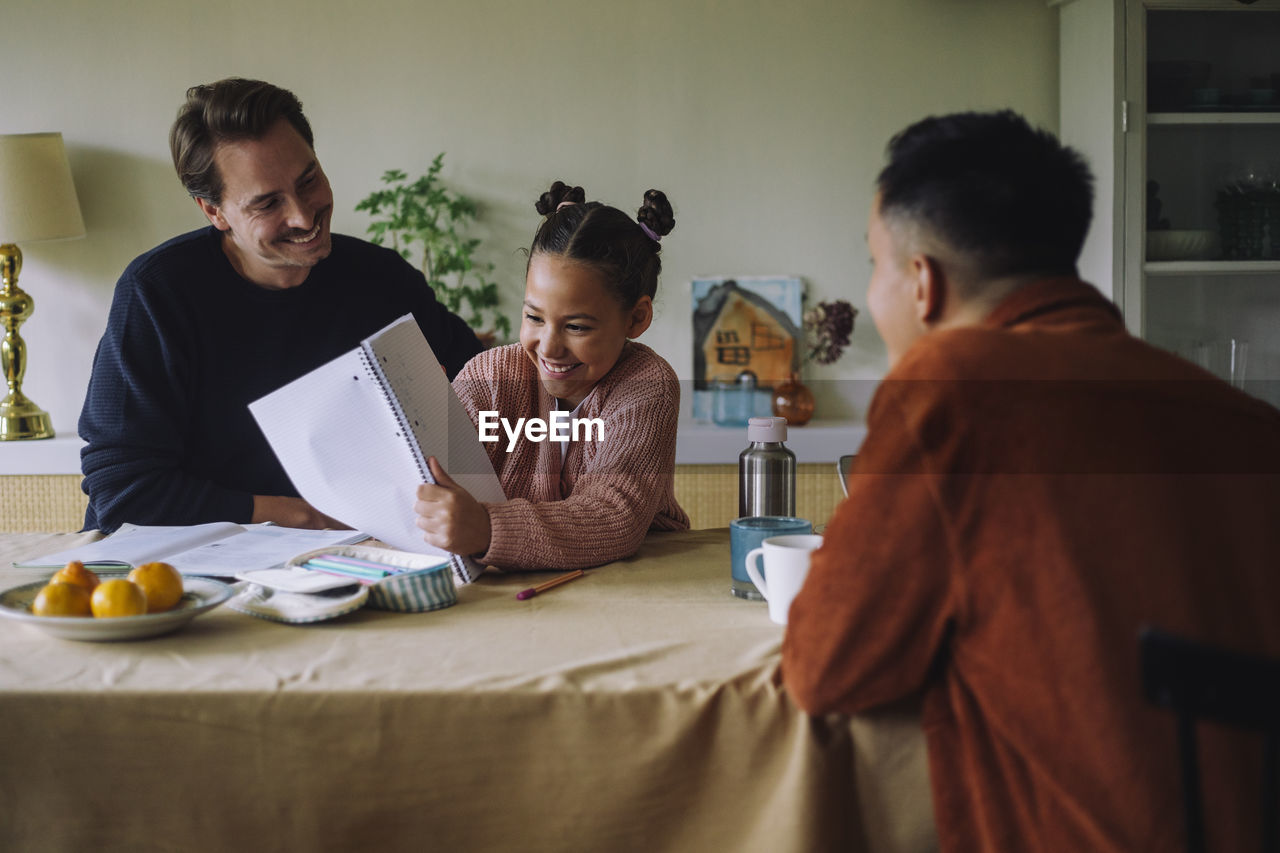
[364,318,506,504]
[14,522,244,568]
[13,522,365,574]
[249,316,504,569]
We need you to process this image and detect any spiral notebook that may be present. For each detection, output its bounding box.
[248,315,504,584]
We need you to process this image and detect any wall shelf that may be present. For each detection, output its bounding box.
[1148,112,1280,126]
[0,434,84,475]
[676,419,865,465]
[1,425,870,473]
[1145,260,1280,276]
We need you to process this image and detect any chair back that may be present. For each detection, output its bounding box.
[1140,626,1280,853]
[836,454,855,497]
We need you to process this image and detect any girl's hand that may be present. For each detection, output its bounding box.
[413,456,493,557]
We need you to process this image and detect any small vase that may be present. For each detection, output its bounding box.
[772,372,815,426]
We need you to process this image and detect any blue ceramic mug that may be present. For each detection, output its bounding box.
[729,516,812,600]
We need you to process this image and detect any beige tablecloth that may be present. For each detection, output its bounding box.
[0,528,934,853]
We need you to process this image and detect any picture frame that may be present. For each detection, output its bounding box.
[690,275,804,422]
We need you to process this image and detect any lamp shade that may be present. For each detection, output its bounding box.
[0,132,85,244]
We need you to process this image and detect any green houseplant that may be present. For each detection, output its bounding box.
[355,153,511,343]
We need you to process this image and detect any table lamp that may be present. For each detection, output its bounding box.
[0,132,86,441]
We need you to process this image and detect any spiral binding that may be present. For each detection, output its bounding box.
[357,345,482,585]
[359,346,431,483]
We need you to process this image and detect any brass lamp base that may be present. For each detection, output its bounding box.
[0,392,55,440]
[1,241,56,440]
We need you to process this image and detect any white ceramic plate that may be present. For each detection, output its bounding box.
[0,575,232,642]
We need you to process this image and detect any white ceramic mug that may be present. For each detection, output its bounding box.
[744,534,823,625]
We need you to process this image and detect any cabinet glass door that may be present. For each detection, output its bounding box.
[1126,1,1280,406]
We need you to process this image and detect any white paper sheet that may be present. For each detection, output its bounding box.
[13,522,366,575]
[249,316,505,583]
[362,318,506,504]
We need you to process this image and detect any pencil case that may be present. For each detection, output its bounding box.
[285,544,457,613]
[225,580,369,625]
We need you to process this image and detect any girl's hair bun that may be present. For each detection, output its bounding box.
[527,182,673,306]
[637,189,675,238]
[535,180,586,216]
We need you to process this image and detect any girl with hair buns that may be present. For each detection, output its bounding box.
[412,181,689,570]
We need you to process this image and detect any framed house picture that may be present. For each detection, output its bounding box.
[691,276,804,422]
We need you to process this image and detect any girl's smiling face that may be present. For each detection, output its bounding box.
[520,253,652,408]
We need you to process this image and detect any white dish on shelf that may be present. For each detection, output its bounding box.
[1146,230,1220,261]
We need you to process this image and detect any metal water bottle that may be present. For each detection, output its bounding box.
[739,416,796,518]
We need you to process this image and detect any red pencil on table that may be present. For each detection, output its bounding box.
[516,569,585,600]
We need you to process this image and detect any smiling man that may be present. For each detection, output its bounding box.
[78,78,482,532]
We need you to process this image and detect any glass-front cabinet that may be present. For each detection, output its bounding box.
[1122,0,1280,406]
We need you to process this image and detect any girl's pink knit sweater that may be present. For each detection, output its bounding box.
[452,342,689,570]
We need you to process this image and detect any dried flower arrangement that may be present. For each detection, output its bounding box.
[802,299,858,366]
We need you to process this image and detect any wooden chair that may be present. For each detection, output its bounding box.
[1139,626,1280,853]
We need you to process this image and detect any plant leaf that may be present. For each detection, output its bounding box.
[355,152,511,341]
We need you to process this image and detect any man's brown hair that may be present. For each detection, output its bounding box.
[169,78,314,205]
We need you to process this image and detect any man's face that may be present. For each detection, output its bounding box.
[866,195,924,369]
[197,118,334,289]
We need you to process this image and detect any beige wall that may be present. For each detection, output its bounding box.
[2,0,1059,433]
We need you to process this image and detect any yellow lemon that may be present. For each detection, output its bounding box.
[31,581,93,618]
[128,562,185,613]
[51,560,101,594]
[90,578,148,618]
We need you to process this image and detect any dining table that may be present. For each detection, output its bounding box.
[0,527,936,853]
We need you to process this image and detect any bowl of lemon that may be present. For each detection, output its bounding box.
[0,561,231,641]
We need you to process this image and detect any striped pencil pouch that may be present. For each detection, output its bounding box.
[286,544,457,613]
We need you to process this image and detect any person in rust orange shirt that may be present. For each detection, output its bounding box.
[782,110,1280,852]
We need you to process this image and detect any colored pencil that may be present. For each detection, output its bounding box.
[302,559,386,579]
[314,553,404,573]
[303,566,381,586]
[516,569,586,600]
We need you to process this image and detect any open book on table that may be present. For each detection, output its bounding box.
[248,314,505,585]
[13,522,368,576]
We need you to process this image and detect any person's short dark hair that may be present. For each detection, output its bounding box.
[169,78,314,205]
[876,110,1094,282]
[528,180,675,308]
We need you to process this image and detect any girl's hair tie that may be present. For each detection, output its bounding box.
[556,200,577,211]
[638,221,661,243]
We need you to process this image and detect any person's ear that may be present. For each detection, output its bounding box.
[911,254,946,324]
[195,196,230,232]
[626,295,653,338]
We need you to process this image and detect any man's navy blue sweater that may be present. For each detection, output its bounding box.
[78,226,483,532]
